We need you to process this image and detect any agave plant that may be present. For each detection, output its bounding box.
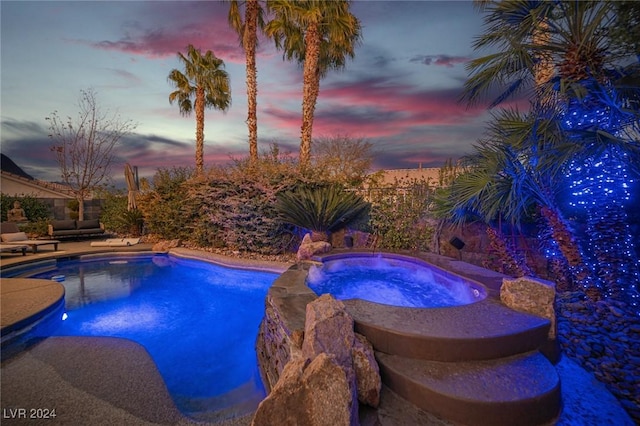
[275,184,370,241]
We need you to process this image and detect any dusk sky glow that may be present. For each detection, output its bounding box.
[1,1,497,186]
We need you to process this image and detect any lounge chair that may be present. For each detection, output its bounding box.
[90,238,140,247]
[0,244,28,256]
[0,222,60,254]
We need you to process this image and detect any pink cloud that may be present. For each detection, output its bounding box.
[258,76,490,146]
[76,2,247,63]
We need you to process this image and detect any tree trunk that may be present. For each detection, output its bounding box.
[195,87,205,175]
[539,205,593,291]
[532,19,554,108]
[584,197,638,301]
[300,20,321,171]
[245,0,259,165]
[486,227,533,277]
[77,196,85,222]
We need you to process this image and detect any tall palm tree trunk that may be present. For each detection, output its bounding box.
[245,0,259,165]
[539,205,594,292]
[300,21,321,171]
[486,227,533,277]
[571,147,640,301]
[195,87,206,175]
[532,19,554,108]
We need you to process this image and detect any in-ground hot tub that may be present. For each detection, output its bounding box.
[306,252,487,308]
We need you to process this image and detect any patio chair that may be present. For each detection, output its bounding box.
[0,222,60,254]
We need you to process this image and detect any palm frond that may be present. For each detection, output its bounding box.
[275,184,370,233]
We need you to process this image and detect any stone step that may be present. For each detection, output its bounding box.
[377,351,561,426]
[343,298,551,361]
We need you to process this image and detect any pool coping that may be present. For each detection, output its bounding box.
[0,278,66,343]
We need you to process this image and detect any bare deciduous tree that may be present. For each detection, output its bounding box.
[311,135,374,187]
[47,88,137,220]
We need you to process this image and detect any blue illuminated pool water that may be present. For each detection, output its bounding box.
[307,254,486,308]
[21,254,277,419]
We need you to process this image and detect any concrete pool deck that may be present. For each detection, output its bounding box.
[0,243,634,425]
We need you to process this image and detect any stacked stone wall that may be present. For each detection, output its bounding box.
[255,267,316,392]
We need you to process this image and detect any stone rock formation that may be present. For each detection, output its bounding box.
[251,353,352,426]
[253,294,381,425]
[501,276,557,339]
[302,294,355,365]
[297,233,331,262]
[302,294,359,422]
[352,333,381,407]
[151,239,181,252]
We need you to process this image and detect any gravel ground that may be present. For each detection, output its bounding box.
[556,292,640,423]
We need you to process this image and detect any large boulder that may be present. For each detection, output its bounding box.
[302,294,359,422]
[297,233,331,261]
[352,333,381,408]
[152,239,181,252]
[501,276,556,339]
[302,294,355,366]
[253,294,381,425]
[252,353,353,426]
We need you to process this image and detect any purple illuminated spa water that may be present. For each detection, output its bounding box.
[25,254,277,419]
[307,255,485,308]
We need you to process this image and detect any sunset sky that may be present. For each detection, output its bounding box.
[1,1,495,186]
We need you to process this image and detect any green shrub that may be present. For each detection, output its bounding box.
[0,193,51,224]
[188,149,302,254]
[20,219,50,237]
[99,190,144,236]
[367,179,435,252]
[138,150,304,254]
[138,167,195,240]
[276,184,371,240]
[67,199,80,220]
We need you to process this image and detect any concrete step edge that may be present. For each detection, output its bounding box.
[376,351,561,426]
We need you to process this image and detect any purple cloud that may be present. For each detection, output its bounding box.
[410,55,470,68]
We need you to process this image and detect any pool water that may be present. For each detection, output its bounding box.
[21,254,277,419]
[307,255,485,308]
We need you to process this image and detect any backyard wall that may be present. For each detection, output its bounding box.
[255,266,316,392]
[39,198,104,220]
[437,222,551,281]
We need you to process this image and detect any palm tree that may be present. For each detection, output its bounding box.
[462,1,640,302]
[265,0,361,171]
[168,45,231,175]
[228,0,265,165]
[445,108,591,287]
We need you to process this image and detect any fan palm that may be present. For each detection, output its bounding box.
[168,45,231,175]
[462,1,640,301]
[228,0,265,165]
[265,0,361,170]
[465,1,626,106]
[446,108,591,286]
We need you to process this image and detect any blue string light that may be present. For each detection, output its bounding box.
[559,90,639,310]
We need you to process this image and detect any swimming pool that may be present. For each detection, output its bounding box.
[307,253,486,308]
[4,253,277,420]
